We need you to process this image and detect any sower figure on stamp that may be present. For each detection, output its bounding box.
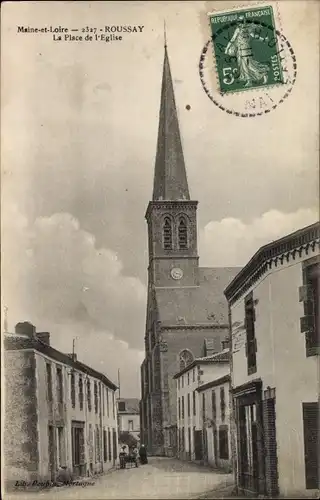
[225,16,270,88]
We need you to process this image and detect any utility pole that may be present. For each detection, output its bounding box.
[118,368,121,399]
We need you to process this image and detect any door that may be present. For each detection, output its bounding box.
[194,429,203,460]
[112,429,117,464]
[188,428,192,460]
[48,425,56,481]
[213,426,218,466]
[71,421,86,478]
[303,403,319,489]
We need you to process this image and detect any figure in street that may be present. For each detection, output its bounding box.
[139,444,148,465]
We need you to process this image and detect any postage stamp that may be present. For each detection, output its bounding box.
[200,1,297,117]
[208,5,284,94]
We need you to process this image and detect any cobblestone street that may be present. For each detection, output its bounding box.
[7,458,234,500]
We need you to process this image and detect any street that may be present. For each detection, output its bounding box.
[7,458,235,500]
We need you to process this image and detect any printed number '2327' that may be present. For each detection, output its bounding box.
[223,67,236,85]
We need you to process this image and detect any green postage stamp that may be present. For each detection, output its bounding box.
[208,5,284,94]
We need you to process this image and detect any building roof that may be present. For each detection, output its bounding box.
[152,45,190,201]
[173,348,230,379]
[224,222,320,304]
[196,374,230,392]
[117,398,140,414]
[4,334,118,391]
[155,267,241,327]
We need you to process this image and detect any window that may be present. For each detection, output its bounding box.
[303,402,319,489]
[46,363,53,402]
[193,391,196,416]
[71,373,75,408]
[181,375,184,388]
[219,426,229,459]
[94,382,98,414]
[193,368,195,383]
[212,390,217,421]
[300,261,320,356]
[118,401,126,412]
[106,388,110,417]
[178,217,188,249]
[103,428,107,462]
[220,387,226,422]
[163,217,173,250]
[178,397,181,420]
[202,393,206,422]
[178,378,180,390]
[245,293,257,374]
[112,392,115,419]
[179,349,194,371]
[187,372,190,385]
[182,396,185,418]
[181,427,185,451]
[187,393,191,417]
[78,376,83,411]
[56,366,63,404]
[128,420,134,431]
[87,380,92,412]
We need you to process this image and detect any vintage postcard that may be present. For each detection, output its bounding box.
[1,1,319,499]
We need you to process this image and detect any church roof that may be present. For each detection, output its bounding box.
[152,45,190,201]
[155,267,241,327]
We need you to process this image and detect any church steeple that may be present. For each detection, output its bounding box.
[152,41,190,201]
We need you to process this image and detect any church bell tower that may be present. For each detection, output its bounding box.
[145,41,199,289]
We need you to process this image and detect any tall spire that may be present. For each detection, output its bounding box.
[152,37,190,201]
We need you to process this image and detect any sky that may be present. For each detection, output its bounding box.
[2,0,319,397]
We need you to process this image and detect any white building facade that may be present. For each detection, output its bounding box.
[117,398,140,444]
[225,223,320,498]
[174,349,231,471]
[4,322,118,487]
[197,374,232,472]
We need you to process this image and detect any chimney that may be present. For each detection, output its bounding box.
[67,353,77,362]
[221,339,230,350]
[37,332,50,345]
[15,322,36,338]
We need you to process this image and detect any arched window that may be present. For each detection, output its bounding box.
[178,217,188,249]
[163,217,173,249]
[179,349,194,371]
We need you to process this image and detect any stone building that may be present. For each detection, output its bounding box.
[224,222,320,497]
[139,42,240,457]
[4,322,118,487]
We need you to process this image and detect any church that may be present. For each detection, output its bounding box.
[139,41,240,457]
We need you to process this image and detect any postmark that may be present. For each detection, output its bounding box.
[200,3,297,117]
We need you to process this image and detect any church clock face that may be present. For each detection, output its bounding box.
[171,268,183,280]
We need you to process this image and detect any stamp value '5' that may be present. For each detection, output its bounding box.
[208,5,284,94]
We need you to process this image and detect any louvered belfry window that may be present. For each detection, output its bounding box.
[163,217,172,249]
[178,218,188,249]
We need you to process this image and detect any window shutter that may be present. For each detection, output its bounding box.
[299,285,314,302]
[300,315,315,333]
